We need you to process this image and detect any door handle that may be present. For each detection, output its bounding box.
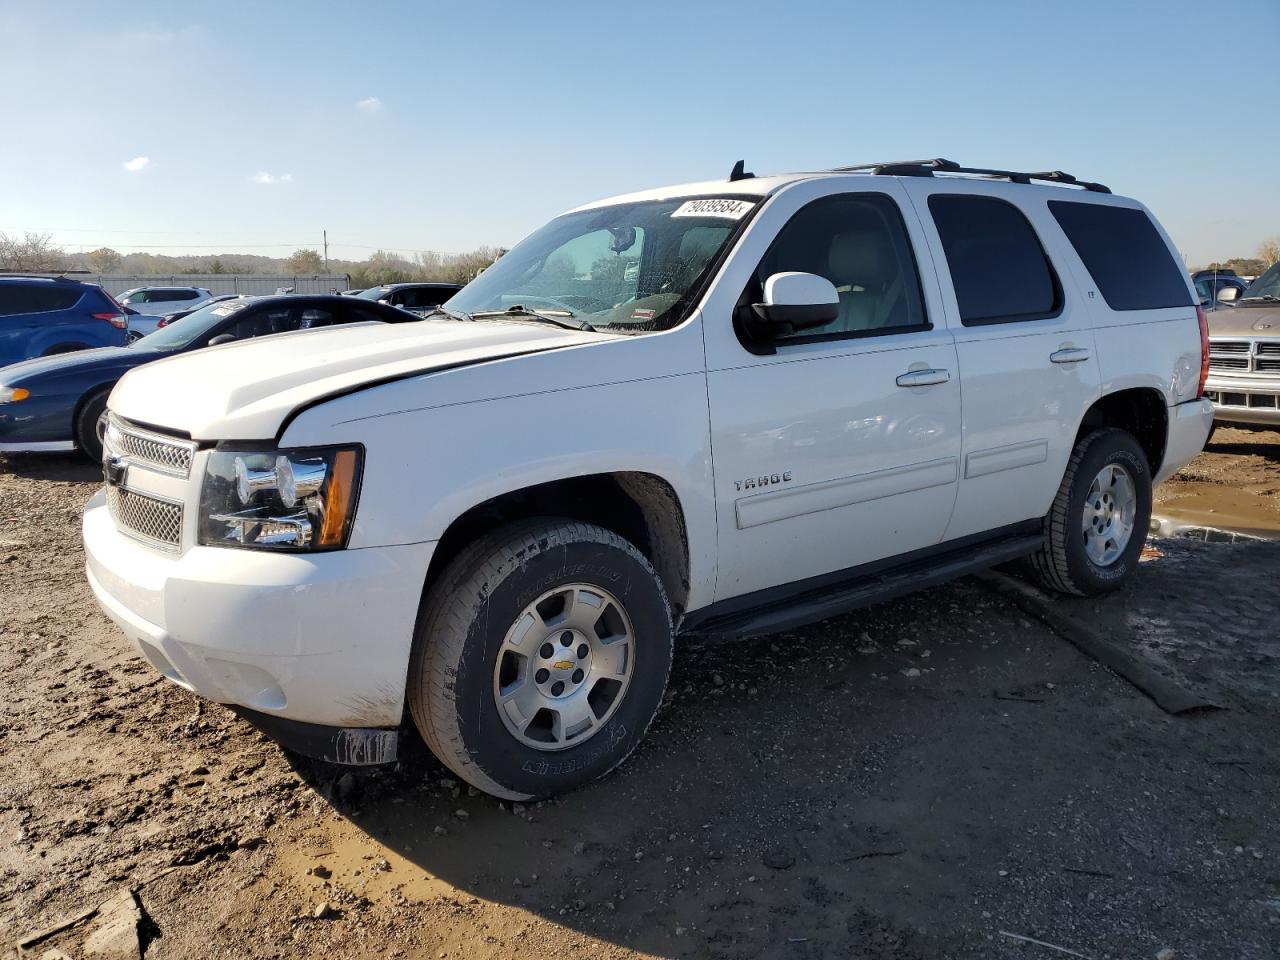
[896,368,951,388]
[1050,347,1091,364]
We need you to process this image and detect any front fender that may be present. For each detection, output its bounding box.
[281,371,718,611]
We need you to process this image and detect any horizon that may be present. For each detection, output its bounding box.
[1,0,1276,266]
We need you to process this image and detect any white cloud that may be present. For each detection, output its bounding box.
[355,96,384,113]
[123,156,150,173]
[251,171,293,185]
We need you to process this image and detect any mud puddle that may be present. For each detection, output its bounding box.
[1153,479,1280,539]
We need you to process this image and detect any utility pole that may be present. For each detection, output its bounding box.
[323,230,329,271]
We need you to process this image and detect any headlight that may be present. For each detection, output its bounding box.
[198,445,362,551]
[0,387,30,403]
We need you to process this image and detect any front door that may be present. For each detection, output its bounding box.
[703,182,962,602]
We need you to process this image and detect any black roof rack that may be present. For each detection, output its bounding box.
[830,158,1111,194]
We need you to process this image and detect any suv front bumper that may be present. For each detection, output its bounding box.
[83,489,435,749]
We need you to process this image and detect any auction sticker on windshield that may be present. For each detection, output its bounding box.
[671,198,755,219]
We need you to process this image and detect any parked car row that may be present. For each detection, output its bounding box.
[0,294,419,458]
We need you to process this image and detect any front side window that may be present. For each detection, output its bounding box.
[229,304,334,339]
[929,195,1060,325]
[748,193,929,342]
[448,197,757,333]
[1049,201,1191,311]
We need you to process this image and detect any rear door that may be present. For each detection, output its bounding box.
[902,182,1101,541]
[703,179,962,602]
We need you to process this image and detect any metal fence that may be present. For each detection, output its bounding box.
[90,274,351,296]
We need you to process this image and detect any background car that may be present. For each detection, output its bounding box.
[0,294,415,460]
[1204,261,1280,428]
[355,282,463,315]
[116,286,214,337]
[0,276,129,366]
[1193,272,1249,309]
[116,285,214,315]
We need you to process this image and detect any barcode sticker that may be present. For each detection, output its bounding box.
[671,198,754,219]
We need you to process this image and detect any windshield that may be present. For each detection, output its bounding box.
[1241,262,1280,302]
[356,286,394,300]
[449,196,758,333]
[134,299,251,351]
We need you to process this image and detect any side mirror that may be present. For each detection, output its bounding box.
[751,272,839,334]
[208,333,237,346]
[1216,287,1240,304]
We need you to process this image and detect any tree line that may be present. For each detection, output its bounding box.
[0,233,504,288]
[5,229,1279,288]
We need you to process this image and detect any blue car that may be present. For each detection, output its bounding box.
[0,294,416,461]
[0,276,130,366]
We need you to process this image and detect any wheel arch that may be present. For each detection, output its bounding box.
[422,471,693,625]
[1075,387,1168,475]
[72,380,117,426]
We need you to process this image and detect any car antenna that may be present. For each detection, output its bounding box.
[728,159,755,182]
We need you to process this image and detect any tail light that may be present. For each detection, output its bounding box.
[1196,305,1210,398]
[93,312,128,330]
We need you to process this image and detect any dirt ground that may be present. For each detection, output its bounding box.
[2,426,1278,960]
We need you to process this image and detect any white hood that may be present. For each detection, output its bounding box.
[109,320,607,440]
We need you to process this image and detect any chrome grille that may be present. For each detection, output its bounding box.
[104,415,195,477]
[1209,339,1249,354]
[107,485,183,552]
[1207,338,1280,376]
[1209,356,1248,370]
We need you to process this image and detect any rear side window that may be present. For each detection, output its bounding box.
[1048,201,1192,311]
[928,195,1060,326]
[0,284,83,316]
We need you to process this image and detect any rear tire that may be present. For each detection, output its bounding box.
[1030,428,1151,597]
[75,391,109,462]
[407,518,673,800]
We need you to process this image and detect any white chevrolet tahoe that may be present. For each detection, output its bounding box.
[82,158,1213,799]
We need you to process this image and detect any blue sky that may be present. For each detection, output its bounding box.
[0,0,1275,266]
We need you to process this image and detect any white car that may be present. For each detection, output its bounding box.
[116,286,215,339]
[83,159,1212,799]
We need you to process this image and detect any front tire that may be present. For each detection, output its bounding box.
[1030,428,1152,596]
[408,518,673,800]
[75,390,110,462]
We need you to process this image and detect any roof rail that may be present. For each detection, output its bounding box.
[830,158,1111,194]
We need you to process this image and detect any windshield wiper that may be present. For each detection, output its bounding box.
[421,305,473,322]
[470,305,596,332]
[1240,295,1280,303]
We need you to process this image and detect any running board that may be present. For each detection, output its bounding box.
[682,531,1043,641]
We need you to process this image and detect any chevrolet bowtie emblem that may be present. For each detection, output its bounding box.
[553,660,574,671]
[105,456,128,487]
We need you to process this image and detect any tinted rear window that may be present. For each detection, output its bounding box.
[928,195,1060,325]
[1048,201,1192,311]
[0,283,84,316]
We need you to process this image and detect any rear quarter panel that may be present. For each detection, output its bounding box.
[1082,202,1202,406]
